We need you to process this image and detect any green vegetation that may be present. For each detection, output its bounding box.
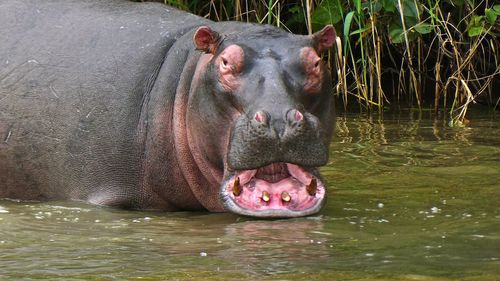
[149,0,499,125]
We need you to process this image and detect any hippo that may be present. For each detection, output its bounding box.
[0,0,336,217]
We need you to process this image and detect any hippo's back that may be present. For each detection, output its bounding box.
[0,0,205,203]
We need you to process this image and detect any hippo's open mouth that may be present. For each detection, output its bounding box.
[221,163,326,218]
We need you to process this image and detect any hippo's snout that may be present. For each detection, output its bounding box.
[227,108,329,171]
[221,107,330,218]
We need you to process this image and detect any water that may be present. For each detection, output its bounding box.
[1,110,499,280]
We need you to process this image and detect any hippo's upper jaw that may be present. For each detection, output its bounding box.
[220,163,326,218]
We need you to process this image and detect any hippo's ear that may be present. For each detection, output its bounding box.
[312,25,336,53]
[193,26,221,54]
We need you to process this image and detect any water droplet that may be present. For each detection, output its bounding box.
[430,207,441,213]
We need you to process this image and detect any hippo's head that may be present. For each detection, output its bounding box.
[186,24,336,217]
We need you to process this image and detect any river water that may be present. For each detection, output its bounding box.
[1,110,499,280]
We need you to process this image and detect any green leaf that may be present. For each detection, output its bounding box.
[343,11,356,53]
[365,1,382,13]
[381,0,397,13]
[350,26,370,36]
[485,8,497,24]
[399,0,419,20]
[388,16,418,43]
[493,5,500,14]
[468,26,485,37]
[396,0,421,30]
[388,21,405,43]
[353,0,361,14]
[467,15,485,37]
[312,0,343,27]
[414,23,433,34]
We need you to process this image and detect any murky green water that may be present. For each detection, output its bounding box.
[1,110,499,281]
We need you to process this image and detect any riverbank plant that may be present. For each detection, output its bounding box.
[154,0,499,125]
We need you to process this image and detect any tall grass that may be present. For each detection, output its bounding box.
[153,0,499,125]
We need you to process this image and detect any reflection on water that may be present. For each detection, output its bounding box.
[1,110,499,280]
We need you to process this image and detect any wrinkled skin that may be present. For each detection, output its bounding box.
[0,0,336,217]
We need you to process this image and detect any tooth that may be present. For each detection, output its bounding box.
[232,177,241,196]
[281,191,291,202]
[261,191,270,202]
[306,177,317,196]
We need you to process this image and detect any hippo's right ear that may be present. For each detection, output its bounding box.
[194,26,221,54]
[311,25,336,53]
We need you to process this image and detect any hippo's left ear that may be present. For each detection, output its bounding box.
[311,25,336,53]
[193,26,221,54]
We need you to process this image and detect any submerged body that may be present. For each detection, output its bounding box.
[0,0,336,217]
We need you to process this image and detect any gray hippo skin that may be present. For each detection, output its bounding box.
[0,0,336,217]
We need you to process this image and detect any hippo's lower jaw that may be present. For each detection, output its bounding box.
[220,163,326,218]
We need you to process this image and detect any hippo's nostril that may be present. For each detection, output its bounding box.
[286,109,304,126]
[254,111,268,124]
[294,110,303,122]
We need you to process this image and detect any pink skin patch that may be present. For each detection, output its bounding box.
[300,47,323,94]
[254,111,265,123]
[294,110,303,122]
[217,44,244,92]
[224,163,325,213]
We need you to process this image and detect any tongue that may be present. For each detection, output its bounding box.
[254,163,290,183]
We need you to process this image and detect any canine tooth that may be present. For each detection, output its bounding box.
[306,177,317,196]
[232,177,241,196]
[281,191,291,202]
[261,191,270,202]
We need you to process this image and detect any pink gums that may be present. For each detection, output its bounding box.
[225,163,325,211]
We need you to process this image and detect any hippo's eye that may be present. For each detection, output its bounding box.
[300,47,323,94]
[217,44,244,92]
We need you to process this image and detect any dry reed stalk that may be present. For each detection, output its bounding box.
[434,53,442,114]
[234,0,241,21]
[335,36,348,108]
[397,0,421,108]
[305,0,312,35]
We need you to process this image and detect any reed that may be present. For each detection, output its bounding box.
[153,0,499,124]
